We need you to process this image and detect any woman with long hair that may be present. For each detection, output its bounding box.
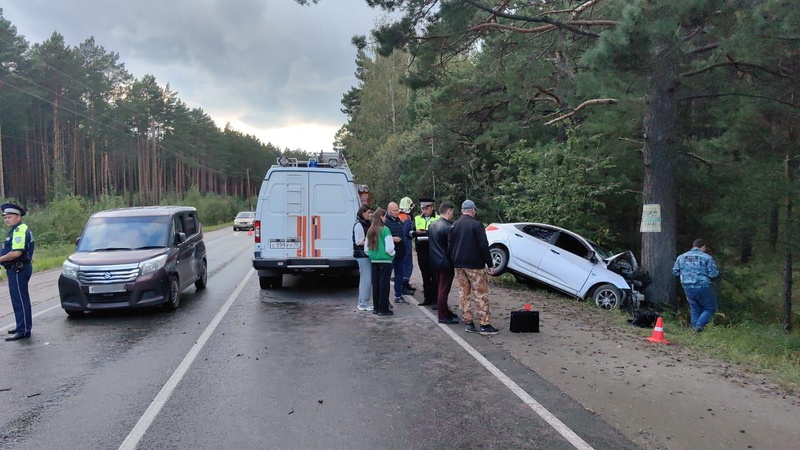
[365,208,395,316]
[353,204,373,311]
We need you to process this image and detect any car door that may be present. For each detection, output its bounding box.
[508,225,551,280]
[174,213,196,289]
[536,231,594,295]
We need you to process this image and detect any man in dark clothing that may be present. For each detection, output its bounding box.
[385,202,410,302]
[428,202,458,324]
[412,197,439,306]
[448,199,498,335]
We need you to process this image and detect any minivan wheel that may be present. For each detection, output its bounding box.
[195,260,208,290]
[593,283,622,309]
[164,276,181,310]
[65,309,84,318]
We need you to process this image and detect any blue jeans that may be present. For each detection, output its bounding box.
[402,248,413,284]
[392,251,405,297]
[684,285,717,330]
[356,257,372,308]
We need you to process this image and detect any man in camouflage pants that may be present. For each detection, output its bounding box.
[448,200,499,335]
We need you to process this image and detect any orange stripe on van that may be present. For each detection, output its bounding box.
[296,216,302,257]
[302,215,308,257]
[312,215,322,257]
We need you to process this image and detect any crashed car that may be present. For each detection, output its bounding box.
[485,222,647,309]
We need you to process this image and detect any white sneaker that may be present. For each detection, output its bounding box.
[357,305,373,311]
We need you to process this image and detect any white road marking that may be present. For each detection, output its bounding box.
[118,268,255,450]
[1,304,60,332]
[414,300,595,450]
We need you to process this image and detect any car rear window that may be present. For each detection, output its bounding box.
[236,212,255,219]
[78,215,171,252]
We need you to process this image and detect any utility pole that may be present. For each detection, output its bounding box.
[245,168,252,210]
[0,118,5,199]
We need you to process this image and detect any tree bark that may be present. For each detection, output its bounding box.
[641,47,680,308]
[783,150,794,332]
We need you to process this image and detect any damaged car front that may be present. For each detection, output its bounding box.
[486,222,648,310]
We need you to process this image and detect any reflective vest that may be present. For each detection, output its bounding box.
[414,214,439,244]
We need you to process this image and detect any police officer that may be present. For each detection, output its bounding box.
[412,197,439,306]
[1,203,35,341]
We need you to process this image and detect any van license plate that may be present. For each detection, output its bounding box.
[269,241,301,249]
[89,284,126,294]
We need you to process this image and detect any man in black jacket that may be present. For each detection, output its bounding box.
[428,202,458,324]
[448,200,499,335]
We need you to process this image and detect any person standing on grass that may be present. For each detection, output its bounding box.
[673,238,720,332]
[365,208,395,316]
[448,200,498,336]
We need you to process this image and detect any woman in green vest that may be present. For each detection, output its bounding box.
[365,208,395,316]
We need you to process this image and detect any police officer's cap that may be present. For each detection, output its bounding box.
[1,203,26,217]
[418,197,435,208]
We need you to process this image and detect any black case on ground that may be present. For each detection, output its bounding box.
[510,310,539,333]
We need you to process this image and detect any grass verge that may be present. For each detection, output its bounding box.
[492,275,800,395]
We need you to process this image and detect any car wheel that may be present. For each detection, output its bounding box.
[65,309,84,318]
[164,276,181,310]
[593,283,622,309]
[489,246,509,276]
[195,259,208,290]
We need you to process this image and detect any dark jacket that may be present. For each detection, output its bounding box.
[384,214,406,258]
[428,217,453,270]
[448,215,491,269]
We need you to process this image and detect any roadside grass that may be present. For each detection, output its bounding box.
[491,274,800,395]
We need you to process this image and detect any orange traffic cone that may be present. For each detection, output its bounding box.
[647,316,670,344]
[247,229,253,236]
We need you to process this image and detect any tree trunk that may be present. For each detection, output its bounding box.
[740,228,754,264]
[641,47,680,308]
[769,203,779,250]
[783,150,794,332]
[0,119,5,199]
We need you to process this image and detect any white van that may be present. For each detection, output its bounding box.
[252,152,361,289]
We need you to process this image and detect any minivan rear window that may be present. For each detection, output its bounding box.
[78,215,171,252]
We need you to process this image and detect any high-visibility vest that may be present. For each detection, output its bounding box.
[414,214,439,243]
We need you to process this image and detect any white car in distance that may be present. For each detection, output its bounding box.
[486,222,645,309]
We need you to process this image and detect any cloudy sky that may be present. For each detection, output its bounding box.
[2,0,384,152]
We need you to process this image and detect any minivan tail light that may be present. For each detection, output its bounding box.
[485,224,499,231]
[254,220,261,243]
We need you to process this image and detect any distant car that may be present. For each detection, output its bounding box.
[485,222,646,309]
[233,211,255,231]
[58,206,208,316]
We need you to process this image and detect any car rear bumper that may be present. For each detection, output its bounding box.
[58,270,170,312]
[253,257,357,274]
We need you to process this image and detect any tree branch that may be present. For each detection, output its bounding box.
[681,61,786,78]
[679,151,718,173]
[462,0,602,38]
[689,42,720,54]
[544,98,618,125]
[680,93,800,108]
[469,20,617,35]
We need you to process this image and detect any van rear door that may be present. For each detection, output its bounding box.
[257,169,356,260]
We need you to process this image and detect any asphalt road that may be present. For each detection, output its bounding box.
[0,229,637,450]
